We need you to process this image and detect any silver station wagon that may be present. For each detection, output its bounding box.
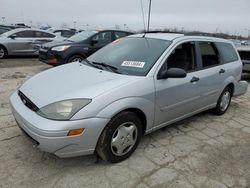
[10,33,248,163]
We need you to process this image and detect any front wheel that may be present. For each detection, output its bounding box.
[67,55,83,63]
[96,111,142,163]
[213,87,232,115]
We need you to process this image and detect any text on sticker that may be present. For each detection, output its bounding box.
[121,61,145,68]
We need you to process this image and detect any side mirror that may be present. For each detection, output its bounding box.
[90,39,98,46]
[9,34,17,39]
[157,68,187,80]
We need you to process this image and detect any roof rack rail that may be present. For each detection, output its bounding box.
[184,32,216,37]
[143,30,184,34]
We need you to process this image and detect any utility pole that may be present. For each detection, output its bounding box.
[248,28,250,40]
[147,0,152,32]
[73,21,76,29]
[2,17,5,24]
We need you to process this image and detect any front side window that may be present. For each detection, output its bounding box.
[92,32,112,44]
[87,37,171,76]
[165,42,197,72]
[15,30,35,38]
[199,42,220,68]
[215,42,238,63]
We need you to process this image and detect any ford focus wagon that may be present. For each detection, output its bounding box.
[10,33,248,163]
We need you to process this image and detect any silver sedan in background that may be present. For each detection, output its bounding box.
[0,28,63,58]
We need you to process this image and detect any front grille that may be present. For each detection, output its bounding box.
[18,90,39,112]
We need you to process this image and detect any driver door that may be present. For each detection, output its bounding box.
[154,41,203,126]
[88,31,112,55]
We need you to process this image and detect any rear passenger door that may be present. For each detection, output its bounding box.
[197,41,226,107]
[8,30,36,54]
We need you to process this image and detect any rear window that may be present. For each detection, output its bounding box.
[215,42,239,63]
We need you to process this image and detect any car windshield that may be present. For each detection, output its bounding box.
[67,30,97,42]
[87,37,171,76]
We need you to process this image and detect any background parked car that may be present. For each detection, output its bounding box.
[39,30,133,65]
[0,28,63,59]
[237,46,250,73]
[0,25,12,35]
[48,28,77,38]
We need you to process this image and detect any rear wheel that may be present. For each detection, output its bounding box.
[0,46,7,59]
[96,111,142,163]
[67,55,83,63]
[213,87,232,115]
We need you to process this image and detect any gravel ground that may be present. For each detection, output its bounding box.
[0,58,250,188]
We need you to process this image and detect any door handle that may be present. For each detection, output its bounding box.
[219,69,226,74]
[190,76,200,83]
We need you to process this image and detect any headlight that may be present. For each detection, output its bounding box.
[51,45,70,51]
[37,99,91,120]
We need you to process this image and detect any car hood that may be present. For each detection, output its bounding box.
[19,63,141,108]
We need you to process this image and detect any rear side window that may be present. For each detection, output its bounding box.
[215,42,238,63]
[114,32,128,39]
[34,31,55,38]
[199,42,220,68]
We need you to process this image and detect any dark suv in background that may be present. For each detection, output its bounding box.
[39,30,133,66]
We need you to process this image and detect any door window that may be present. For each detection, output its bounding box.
[163,42,197,72]
[15,30,35,38]
[92,32,112,45]
[114,32,128,39]
[199,42,220,67]
[34,31,55,38]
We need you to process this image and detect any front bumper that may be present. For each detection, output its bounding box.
[39,49,65,66]
[10,91,110,158]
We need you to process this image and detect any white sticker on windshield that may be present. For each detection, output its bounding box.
[121,61,145,68]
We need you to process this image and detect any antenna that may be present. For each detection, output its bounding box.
[140,0,146,32]
[147,0,152,32]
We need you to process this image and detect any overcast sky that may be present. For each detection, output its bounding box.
[1,0,250,36]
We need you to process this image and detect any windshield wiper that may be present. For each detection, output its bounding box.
[92,62,120,73]
[81,59,103,70]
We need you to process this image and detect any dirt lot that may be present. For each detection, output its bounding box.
[0,58,250,188]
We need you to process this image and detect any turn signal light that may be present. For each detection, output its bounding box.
[67,128,85,136]
[48,58,58,63]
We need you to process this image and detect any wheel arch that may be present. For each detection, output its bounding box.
[67,53,86,63]
[226,83,234,95]
[94,97,155,135]
[113,108,147,135]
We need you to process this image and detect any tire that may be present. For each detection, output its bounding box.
[213,87,232,115]
[96,111,142,163]
[0,46,7,59]
[67,55,83,63]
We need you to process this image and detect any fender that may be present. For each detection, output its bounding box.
[96,97,155,131]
